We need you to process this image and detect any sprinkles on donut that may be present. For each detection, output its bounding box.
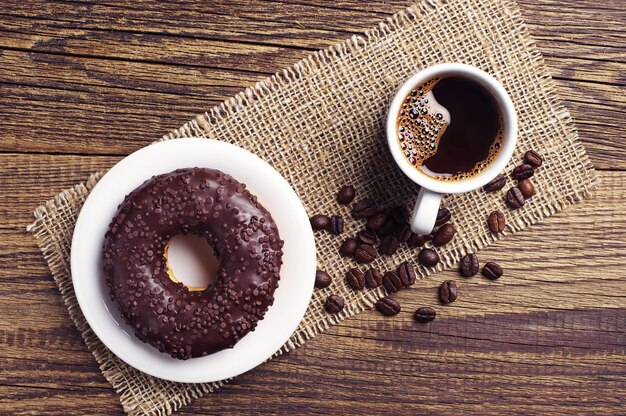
[102,168,284,359]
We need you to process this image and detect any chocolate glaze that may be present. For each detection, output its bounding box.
[102,168,284,360]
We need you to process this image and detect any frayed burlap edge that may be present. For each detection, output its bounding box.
[27,0,598,414]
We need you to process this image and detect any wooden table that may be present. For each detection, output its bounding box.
[1,1,624,414]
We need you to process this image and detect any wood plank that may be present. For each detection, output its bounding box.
[1,50,624,165]
[0,13,307,72]
[1,1,625,414]
[0,356,112,390]
[0,84,239,150]
[0,385,122,415]
[0,0,384,49]
[179,313,625,414]
[0,152,623,413]
[0,0,624,167]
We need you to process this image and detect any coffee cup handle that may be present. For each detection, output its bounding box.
[410,188,441,235]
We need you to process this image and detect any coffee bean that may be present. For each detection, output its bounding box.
[483,173,506,192]
[482,262,503,280]
[388,205,409,224]
[339,238,358,257]
[354,244,377,263]
[352,198,377,219]
[315,270,332,289]
[346,267,365,290]
[425,230,436,241]
[524,150,543,168]
[512,164,535,180]
[376,297,401,316]
[379,235,400,255]
[414,307,436,323]
[433,223,456,246]
[487,210,506,233]
[365,268,383,288]
[439,280,458,304]
[418,248,440,267]
[366,212,387,232]
[459,253,479,277]
[310,214,330,230]
[376,217,397,237]
[324,294,344,313]
[329,215,344,234]
[517,178,535,199]
[435,207,451,227]
[407,233,426,248]
[398,261,416,286]
[395,223,412,243]
[382,271,403,293]
[356,229,377,245]
[505,187,525,209]
[336,185,356,205]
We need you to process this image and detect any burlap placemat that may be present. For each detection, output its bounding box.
[28,0,598,414]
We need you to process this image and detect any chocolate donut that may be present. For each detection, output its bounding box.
[102,168,283,359]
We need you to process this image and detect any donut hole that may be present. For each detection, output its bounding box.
[164,234,219,291]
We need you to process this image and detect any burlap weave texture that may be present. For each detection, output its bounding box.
[28,0,598,414]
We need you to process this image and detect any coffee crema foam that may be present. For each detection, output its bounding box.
[395,76,504,182]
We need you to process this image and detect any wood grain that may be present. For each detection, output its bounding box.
[1,163,625,414]
[0,0,625,414]
[0,0,624,167]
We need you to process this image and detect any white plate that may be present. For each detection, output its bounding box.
[71,138,316,383]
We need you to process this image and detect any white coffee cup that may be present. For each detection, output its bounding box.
[386,63,518,235]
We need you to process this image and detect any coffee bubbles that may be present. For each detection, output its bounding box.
[396,76,504,182]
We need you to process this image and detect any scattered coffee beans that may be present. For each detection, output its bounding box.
[505,187,525,209]
[414,307,437,323]
[354,244,377,263]
[339,238,358,257]
[376,218,397,237]
[418,248,440,267]
[329,215,344,234]
[315,270,332,289]
[379,235,400,255]
[325,168,519,321]
[310,214,330,230]
[336,185,356,205]
[395,223,412,243]
[487,210,506,233]
[439,280,458,304]
[433,223,456,246]
[365,267,383,288]
[388,205,409,224]
[407,233,426,248]
[459,253,479,277]
[376,297,401,316]
[324,294,345,313]
[383,271,403,293]
[512,164,535,180]
[398,261,416,287]
[357,229,377,245]
[524,150,543,168]
[483,173,506,192]
[517,178,535,199]
[346,267,366,290]
[366,212,387,232]
[482,262,503,280]
[435,207,452,227]
[352,198,377,219]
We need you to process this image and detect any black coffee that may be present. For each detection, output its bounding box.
[396,76,504,181]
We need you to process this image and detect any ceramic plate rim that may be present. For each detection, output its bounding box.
[71,138,316,383]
